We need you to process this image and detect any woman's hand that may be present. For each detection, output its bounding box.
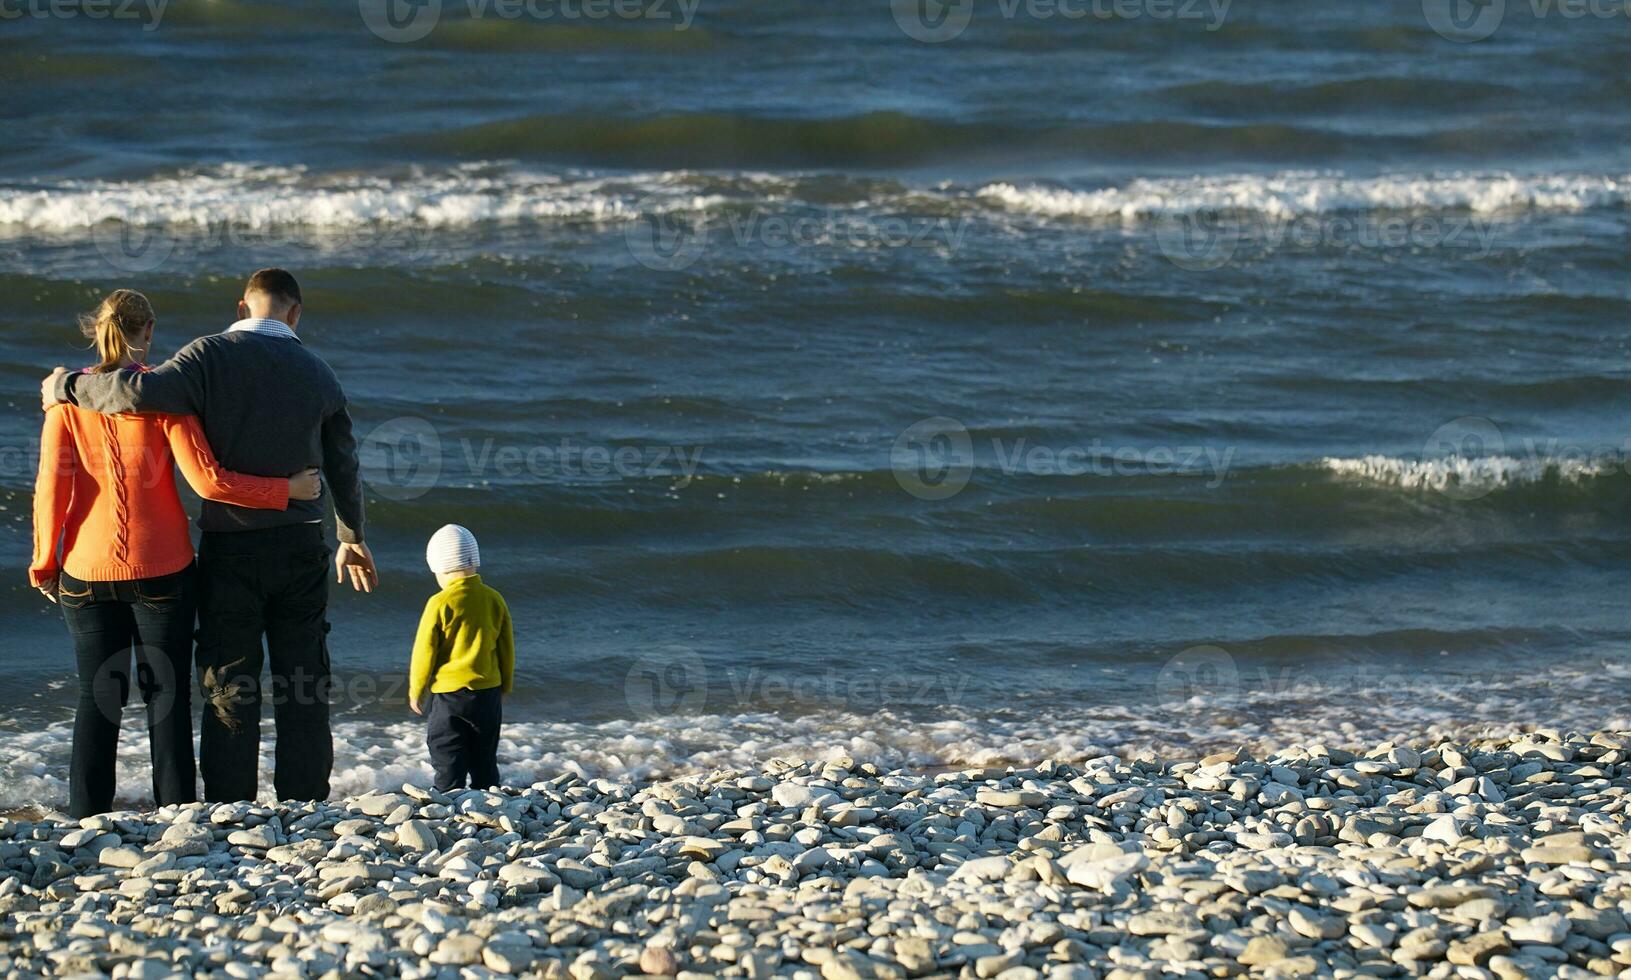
[36,575,58,604]
[288,468,322,501]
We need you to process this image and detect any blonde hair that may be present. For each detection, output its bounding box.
[78,289,154,373]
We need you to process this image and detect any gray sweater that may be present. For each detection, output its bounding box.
[57,329,366,543]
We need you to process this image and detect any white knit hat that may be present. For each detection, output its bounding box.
[426,524,480,574]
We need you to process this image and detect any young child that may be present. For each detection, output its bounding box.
[410,524,515,792]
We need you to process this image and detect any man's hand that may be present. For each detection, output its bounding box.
[41,367,68,410]
[36,575,58,604]
[410,697,424,716]
[335,541,379,593]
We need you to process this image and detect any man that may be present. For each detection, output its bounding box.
[42,268,378,803]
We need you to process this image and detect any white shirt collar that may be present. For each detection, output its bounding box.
[226,317,299,342]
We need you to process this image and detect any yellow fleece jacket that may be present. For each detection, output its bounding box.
[409,575,515,705]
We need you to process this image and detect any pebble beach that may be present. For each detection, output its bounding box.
[4,728,1630,980]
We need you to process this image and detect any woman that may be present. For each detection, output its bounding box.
[30,289,321,818]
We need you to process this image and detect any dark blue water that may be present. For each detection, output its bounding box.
[2,0,1630,804]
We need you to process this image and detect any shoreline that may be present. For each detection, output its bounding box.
[1,729,1628,979]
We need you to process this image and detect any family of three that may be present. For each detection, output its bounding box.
[31,269,515,819]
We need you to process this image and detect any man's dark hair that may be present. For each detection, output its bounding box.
[246,268,302,310]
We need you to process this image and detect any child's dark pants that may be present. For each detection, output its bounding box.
[426,687,502,792]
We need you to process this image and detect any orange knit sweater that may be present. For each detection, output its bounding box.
[31,396,290,587]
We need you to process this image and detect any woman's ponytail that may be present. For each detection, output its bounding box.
[78,289,154,373]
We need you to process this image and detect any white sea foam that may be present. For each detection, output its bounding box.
[1321,453,1616,492]
[978,172,1631,219]
[0,164,752,233]
[3,165,1629,235]
[3,659,1626,811]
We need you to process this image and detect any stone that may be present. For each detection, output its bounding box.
[98,846,143,869]
[1063,850,1146,891]
[1409,884,1496,909]
[1423,813,1465,845]
[226,825,276,850]
[396,819,438,852]
[640,944,680,975]
[771,783,836,809]
[1127,911,1200,936]
[1447,932,1510,967]
[354,793,409,817]
[953,855,1012,881]
[1521,845,1599,865]
[484,945,538,974]
[498,863,558,892]
[976,789,1047,808]
[676,836,728,861]
[1507,913,1568,945]
[1289,906,1345,940]
[1350,922,1396,949]
[1239,935,1291,966]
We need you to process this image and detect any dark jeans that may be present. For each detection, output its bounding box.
[59,566,198,819]
[196,524,333,803]
[426,687,502,793]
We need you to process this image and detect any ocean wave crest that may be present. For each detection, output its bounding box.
[1321,453,1618,493]
[0,164,762,232]
[4,165,1630,236]
[979,172,1631,219]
